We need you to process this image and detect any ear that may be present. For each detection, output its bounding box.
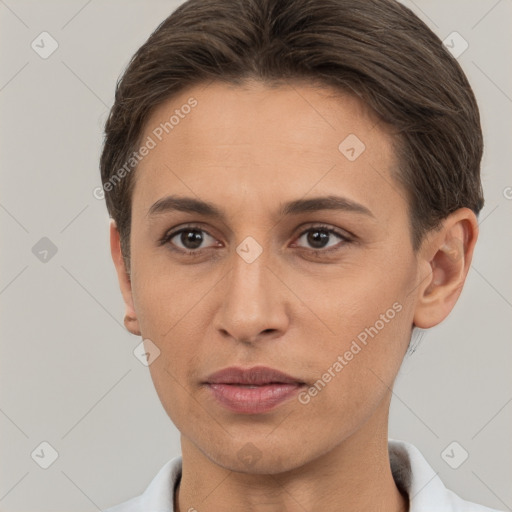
[110,220,141,336]
[413,207,479,329]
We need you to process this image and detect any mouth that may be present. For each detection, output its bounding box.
[204,366,306,414]
[205,365,305,386]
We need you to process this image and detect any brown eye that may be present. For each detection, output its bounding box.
[177,229,205,250]
[162,227,219,253]
[294,225,350,252]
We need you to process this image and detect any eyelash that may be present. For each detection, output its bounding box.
[158,223,353,257]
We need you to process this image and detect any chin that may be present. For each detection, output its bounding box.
[204,439,314,475]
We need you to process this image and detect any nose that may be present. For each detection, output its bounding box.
[213,245,290,345]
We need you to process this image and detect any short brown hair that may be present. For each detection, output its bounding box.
[100,0,484,269]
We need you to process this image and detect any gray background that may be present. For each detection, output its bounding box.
[0,0,511,510]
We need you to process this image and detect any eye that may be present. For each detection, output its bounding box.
[159,223,352,257]
[292,224,351,252]
[160,226,220,254]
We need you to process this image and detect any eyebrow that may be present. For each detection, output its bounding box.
[146,194,375,221]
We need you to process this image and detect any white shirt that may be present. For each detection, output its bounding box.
[104,440,502,512]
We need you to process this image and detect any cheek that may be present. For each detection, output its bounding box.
[296,256,415,402]
[130,249,210,338]
[132,274,204,378]
[129,254,214,415]
[293,298,412,447]
[296,252,411,343]
[143,341,199,431]
[307,297,409,388]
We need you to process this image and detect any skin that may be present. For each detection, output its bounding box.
[110,80,478,512]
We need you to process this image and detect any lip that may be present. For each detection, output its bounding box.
[205,366,306,414]
[206,366,304,386]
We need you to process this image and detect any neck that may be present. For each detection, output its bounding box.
[175,401,408,512]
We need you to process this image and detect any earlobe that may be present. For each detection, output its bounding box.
[109,220,141,336]
[413,208,478,329]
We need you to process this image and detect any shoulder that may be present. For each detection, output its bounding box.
[388,439,503,512]
[103,495,141,512]
[103,456,182,512]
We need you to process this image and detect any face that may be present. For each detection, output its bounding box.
[113,80,440,474]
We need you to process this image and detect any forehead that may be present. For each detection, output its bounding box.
[143,79,388,149]
[131,80,404,223]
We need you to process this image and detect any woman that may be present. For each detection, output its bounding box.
[100,0,502,510]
